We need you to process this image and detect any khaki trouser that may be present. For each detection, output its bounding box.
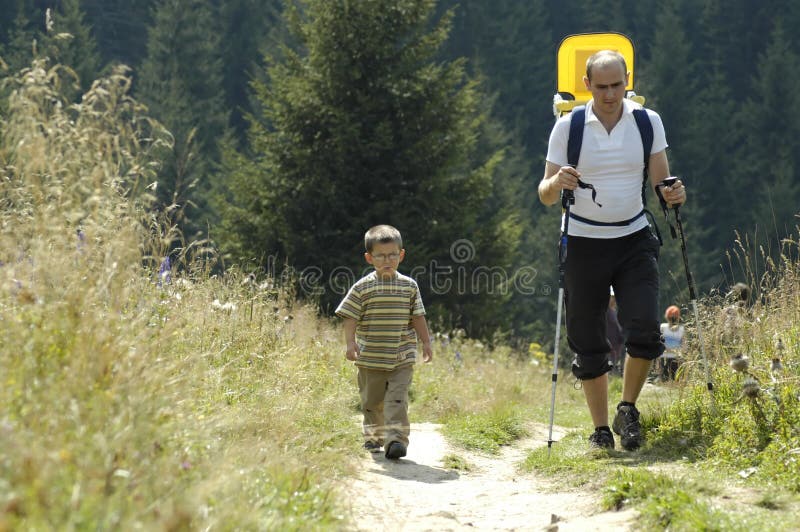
[357,365,413,447]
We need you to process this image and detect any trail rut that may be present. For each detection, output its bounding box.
[345,422,637,531]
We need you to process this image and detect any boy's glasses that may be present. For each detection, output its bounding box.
[370,252,400,262]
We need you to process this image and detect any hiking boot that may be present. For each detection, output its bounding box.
[363,440,382,453]
[613,403,643,451]
[385,441,407,460]
[588,427,615,450]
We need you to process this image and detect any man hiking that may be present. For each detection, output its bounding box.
[538,50,687,450]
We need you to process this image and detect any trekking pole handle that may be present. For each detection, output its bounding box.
[560,165,576,208]
[561,188,575,208]
[655,177,679,208]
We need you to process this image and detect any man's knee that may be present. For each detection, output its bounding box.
[625,321,664,360]
[571,354,614,380]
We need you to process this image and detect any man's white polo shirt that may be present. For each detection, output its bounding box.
[546,98,668,239]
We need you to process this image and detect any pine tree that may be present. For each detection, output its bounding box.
[40,0,102,94]
[217,0,284,140]
[579,0,630,36]
[80,0,155,67]
[217,0,515,334]
[638,1,710,304]
[136,0,228,240]
[667,0,745,289]
[442,0,554,157]
[736,23,800,242]
[0,3,42,73]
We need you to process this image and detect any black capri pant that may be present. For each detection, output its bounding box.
[564,227,665,380]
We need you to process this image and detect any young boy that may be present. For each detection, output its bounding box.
[335,225,433,459]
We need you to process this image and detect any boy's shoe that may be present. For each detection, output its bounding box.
[363,441,382,453]
[588,427,615,450]
[612,403,643,451]
[385,441,407,460]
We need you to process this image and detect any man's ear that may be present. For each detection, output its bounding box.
[364,252,373,265]
[398,249,406,262]
[583,75,591,90]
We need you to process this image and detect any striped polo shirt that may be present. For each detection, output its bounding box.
[335,271,426,370]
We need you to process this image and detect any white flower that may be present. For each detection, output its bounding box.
[212,299,237,312]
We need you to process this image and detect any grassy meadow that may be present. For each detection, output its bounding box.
[2,61,800,530]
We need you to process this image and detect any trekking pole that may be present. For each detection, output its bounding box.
[656,178,714,403]
[547,185,574,457]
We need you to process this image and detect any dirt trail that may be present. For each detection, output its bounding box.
[346,422,637,531]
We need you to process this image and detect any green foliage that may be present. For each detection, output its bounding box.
[0,4,42,73]
[441,408,527,453]
[217,0,517,336]
[602,469,737,531]
[648,233,800,492]
[136,0,230,240]
[79,0,155,67]
[522,431,607,481]
[441,453,472,471]
[40,0,102,95]
[0,58,351,529]
[4,0,800,341]
[217,0,285,137]
[735,23,800,239]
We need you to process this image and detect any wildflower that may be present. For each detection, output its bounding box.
[212,299,237,312]
[742,376,760,398]
[157,256,171,287]
[76,228,85,252]
[729,352,749,373]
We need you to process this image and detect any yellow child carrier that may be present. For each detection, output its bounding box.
[553,32,643,118]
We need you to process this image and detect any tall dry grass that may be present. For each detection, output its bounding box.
[652,226,800,491]
[0,60,357,529]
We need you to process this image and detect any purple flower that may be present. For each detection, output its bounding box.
[157,256,172,287]
[76,229,86,253]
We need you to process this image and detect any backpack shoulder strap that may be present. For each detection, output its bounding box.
[632,107,653,203]
[632,107,665,245]
[567,106,586,168]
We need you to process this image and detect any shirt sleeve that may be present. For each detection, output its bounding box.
[335,284,362,320]
[545,115,571,167]
[410,281,426,316]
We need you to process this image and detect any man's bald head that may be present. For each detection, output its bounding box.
[586,50,628,81]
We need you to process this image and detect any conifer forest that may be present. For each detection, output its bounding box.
[2,0,799,345]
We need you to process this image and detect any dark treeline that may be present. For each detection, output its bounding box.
[2,0,799,346]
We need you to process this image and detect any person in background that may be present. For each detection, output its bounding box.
[659,305,684,381]
[607,287,624,374]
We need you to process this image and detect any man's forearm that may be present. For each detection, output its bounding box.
[539,161,565,206]
[538,175,560,205]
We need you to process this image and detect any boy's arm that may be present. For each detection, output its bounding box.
[411,315,433,363]
[343,318,360,361]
